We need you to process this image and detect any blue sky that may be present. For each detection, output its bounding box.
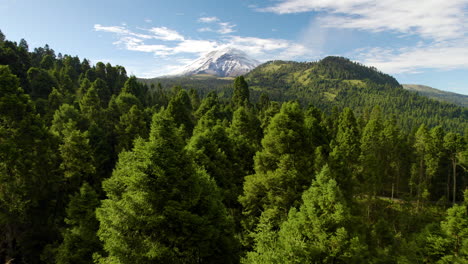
[1,0,467,94]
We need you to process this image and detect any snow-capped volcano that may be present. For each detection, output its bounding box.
[172,47,260,77]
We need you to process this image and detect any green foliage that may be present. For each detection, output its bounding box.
[360,106,385,196]
[415,190,468,263]
[115,90,142,114]
[329,107,360,197]
[232,75,250,108]
[0,65,59,262]
[1,34,468,263]
[115,105,148,153]
[244,165,366,263]
[50,103,83,137]
[246,59,467,133]
[122,76,148,105]
[96,112,239,263]
[166,89,195,137]
[58,122,95,188]
[27,66,58,99]
[239,102,314,246]
[91,78,111,107]
[228,106,262,177]
[188,114,242,208]
[54,182,102,264]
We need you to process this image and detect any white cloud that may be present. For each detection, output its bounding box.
[218,22,236,34]
[198,16,219,23]
[106,26,311,60]
[149,27,185,41]
[94,23,316,76]
[197,27,213,32]
[257,0,468,74]
[356,40,468,74]
[94,24,153,39]
[94,24,128,34]
[172,39,219,55]
[197,16,237,34]
[227,36,291,54]
[257,0,468,41]
[144,19,152,23]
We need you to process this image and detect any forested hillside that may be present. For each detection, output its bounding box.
[403,84,468,108]
[246,58,468,132]
[143,58,468,133]
[1,31,468,263]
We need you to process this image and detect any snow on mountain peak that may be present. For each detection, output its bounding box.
[172,47,260,77]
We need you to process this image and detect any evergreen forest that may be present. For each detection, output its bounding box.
[1,31,468,263]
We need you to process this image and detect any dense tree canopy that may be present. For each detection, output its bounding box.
[0,33,467,263]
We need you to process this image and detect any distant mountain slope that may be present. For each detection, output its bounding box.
[244,57,467,132]
[140,57,467,132]
[403,84,468,108]
[139,74,233,98]
[169,47,260,77]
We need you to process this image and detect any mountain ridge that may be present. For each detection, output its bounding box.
[402,84,468,108]
[169,47,260,77]
[140,56,467,132]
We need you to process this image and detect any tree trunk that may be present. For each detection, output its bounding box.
[391,183,394,200]
[447,169,451,204]
[453,158,457,204]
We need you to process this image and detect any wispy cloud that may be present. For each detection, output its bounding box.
[94,24,130,35]
[148,27,185,41]
[197,27,213,32]
[197,16,237,34]
[354,40,468,74]
[257,0,467,41]
[94,23,313,75]
[198,16,219,23]
[257,0,468,73]
[94,24,153,39]
[218,22,236,34]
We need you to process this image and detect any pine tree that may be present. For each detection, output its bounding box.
[245,165,366,263]
[46,87,64,124]
[91,78,111,107]
[239,101,314,245]
[50,104,83,137]
[58,122,95,189]
[188,110,241,208]
[360,106,385,196]
[77,78,91,101]
[228,106,262,176]
[425,190,468,263]
[122,76,147,104]
[55,183,102,264]
[115,90,142,114]
[381,117,406,199]
[0,65,59,262]
[329,107,360,197]
[27,67,58,99]
[413,124,431,204]
[79,85,103,124]
[444,133,464,203]
[427,126,447,200]
[166,89,194,138]
[96,112,239,263]
[195,91,221,119]
[115,105,148,154]
[188,88,200,111]
[232,76,250,108]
